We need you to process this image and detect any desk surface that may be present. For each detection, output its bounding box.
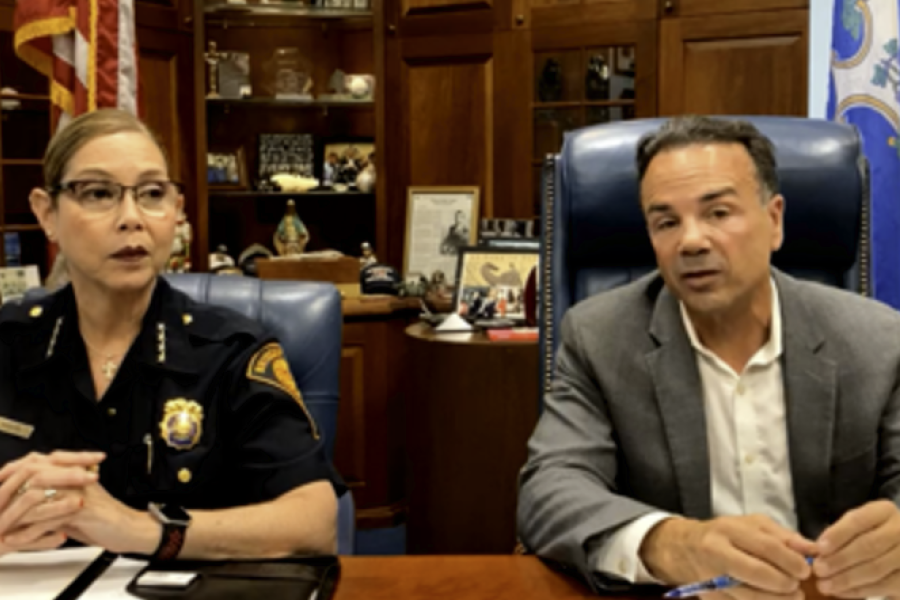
[334,556,592,599]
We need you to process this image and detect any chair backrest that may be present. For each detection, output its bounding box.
[540,116,870,394]
[165,274,343,461]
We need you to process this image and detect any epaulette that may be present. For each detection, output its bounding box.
[176,296,267,344]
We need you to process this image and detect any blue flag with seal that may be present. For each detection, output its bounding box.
[828,0,900,308]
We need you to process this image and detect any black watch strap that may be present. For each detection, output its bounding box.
[152,521,187,562]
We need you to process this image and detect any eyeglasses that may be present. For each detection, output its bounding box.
[49,179,182,217]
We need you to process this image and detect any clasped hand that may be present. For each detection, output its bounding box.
[652,500,900,600]
[0,451,108,554]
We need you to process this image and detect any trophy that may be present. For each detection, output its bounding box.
[204,41,222,99]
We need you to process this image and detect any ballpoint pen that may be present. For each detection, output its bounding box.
[664,557,814,599]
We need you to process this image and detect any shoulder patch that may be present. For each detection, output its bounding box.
[246,342,319,439]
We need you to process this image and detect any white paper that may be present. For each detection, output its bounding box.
[78,556,148,599]
[0,546,105,600]
[0,547,148,600]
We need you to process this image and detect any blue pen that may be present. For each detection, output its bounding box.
[664,557,814,599]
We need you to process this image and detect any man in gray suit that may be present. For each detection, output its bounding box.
[517,116,900,599]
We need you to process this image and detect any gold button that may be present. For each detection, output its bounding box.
[178,468,192,483]
[107,407,117,416]
[182,314,193,325]
[29,306,43,318]
[744,454,756,465]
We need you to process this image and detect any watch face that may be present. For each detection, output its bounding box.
[151,503,192,527]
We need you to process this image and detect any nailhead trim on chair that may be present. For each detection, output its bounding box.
[541,153,557,398]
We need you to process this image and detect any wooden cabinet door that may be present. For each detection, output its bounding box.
[668,0,807,18]
[136,4,205,269]
[529,20,657,212]
[659,9,808,116]
[528,0,655,31]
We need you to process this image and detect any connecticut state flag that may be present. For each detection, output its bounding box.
[829,0,900,308]
[12,0,139,127]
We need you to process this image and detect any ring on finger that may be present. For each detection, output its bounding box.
[43,488,57,502]
[15,482,30,497]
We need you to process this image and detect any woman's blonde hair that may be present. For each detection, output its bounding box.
[43,108,168,199]
[41,109,169,289]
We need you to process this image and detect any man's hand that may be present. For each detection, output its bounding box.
[812,500,900,598]
[641,515,817,600]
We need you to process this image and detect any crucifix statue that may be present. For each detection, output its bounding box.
[205,41,222,99]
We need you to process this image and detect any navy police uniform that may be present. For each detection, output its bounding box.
[0,278,345,510]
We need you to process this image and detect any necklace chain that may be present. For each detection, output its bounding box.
[82,338,126,381]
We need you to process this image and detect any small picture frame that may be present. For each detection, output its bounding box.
[453,247,539,322]
[478,218,539,243]
[615,46,635,76]
[404,186,480,285]
[207,147,248,190]
[258,133,315,180]
[321,138,375,187]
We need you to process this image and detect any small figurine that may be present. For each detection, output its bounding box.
[538,58,563,103]
[423,270,454,313]
[167,210,192,273]
[397,275,428,298]
[585,54,610,101]
[273,199,309,256]
[359,242,377,268]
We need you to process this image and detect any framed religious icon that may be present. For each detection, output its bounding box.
[207,147,248,190]
[453,247,539,323]
[404,186,479,285]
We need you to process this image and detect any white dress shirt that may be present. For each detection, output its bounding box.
[595,282,798,582]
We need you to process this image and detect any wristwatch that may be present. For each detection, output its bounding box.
[148,502,191,561]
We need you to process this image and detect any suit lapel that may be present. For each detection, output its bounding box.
[774,272,837,533]
[646,286,712,519]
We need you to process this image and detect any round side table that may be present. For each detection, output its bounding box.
[404,322,540,554]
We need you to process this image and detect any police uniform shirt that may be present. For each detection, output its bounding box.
[0,278,346,510]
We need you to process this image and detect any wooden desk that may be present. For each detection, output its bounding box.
[334,556,592,599]
[404,323,540,553]
[334,556,835,600]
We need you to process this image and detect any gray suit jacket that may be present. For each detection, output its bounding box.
[517,270,900,591]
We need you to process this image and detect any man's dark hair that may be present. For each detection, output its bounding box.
[636,116,780,199]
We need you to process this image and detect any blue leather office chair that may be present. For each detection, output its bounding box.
[165,274,355,555]
[539,117,870,395]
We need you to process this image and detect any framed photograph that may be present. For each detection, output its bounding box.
[615,46,635,76]
[321,138,375,187]
[404,186,480,284]
[453,247,539,322]
[478,218,539,243]
[217,51,251,99]
[258,133,315,180]
[207,147,248,190]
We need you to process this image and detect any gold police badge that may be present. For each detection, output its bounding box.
[160,399,203,451]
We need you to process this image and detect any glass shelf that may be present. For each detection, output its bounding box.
[209,190,375,198]
[204,1,372,20]
[207,97,374,109]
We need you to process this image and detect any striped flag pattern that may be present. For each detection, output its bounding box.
[12,0,139,127]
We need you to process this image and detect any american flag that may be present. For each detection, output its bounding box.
[12,0,139,127]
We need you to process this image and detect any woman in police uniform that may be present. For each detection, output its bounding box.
[0,109,343,560]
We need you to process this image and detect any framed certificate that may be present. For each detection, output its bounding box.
[404,186,480,285]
